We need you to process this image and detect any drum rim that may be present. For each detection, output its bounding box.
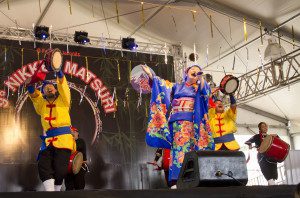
[220,75,239,94]
[258,135,274,153]
[51,48,63,71]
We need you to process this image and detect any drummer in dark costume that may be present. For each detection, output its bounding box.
[27,69,76,191]
[208,95,240,151]
[245,122,278,185]
[65,126,88,190]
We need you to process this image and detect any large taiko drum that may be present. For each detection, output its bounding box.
[258,135,290,163]
[68,151,83,174]
[219,75,239,95]
[44,48,63,72]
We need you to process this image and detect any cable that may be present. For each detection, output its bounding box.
[215,170,245,185]
[196,1,248,70]
[52,5,160,32]
[267,94,288,120]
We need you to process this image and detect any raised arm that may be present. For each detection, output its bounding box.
[56,70,71,107]
[27,84,44,115]
[229,94,237,113]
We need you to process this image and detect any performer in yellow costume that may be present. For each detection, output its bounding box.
[208,95,240,151]
[27,69,76,191]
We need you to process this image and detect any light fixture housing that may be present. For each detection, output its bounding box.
[122,37,138,51]
[74,31,90,44]
[264,38,286,62]
[34,26,49,40]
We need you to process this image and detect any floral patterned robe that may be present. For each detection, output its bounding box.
[146,76,214,181]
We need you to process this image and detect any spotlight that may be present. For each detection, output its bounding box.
[34,26,49,40]
[122,37,138,51]
[74,31,90,44]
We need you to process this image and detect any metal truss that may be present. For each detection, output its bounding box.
[0,26,175,56]
[236,48,300,103]
[172,45,186,83]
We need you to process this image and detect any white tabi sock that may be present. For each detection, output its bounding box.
[43,179,55,191]
[267,179,276,185]
[54,185,62,191]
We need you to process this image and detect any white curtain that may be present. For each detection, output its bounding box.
[284,150,300,184]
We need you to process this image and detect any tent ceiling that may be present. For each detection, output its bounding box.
[0,0,300,123]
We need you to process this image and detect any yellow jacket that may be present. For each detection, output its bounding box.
[208,107,240,151]
[29,76,76,151]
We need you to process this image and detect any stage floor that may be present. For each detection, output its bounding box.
[0,185,297,198]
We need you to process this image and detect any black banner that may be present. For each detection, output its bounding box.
[0,39,174,191]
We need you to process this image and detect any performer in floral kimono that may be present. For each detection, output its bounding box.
[142,64,214,189]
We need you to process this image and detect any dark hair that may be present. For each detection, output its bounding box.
[186,65,202,74]
[258,122,267,128]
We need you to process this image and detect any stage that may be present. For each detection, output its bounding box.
[0,185,297,198]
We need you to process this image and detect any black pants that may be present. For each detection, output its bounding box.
[65,168,86,190]
[38,145,71,185]
[258,153,278,180]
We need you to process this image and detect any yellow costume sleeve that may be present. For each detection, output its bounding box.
[225,107,237,121]
[57,76,71,107]
[29,89,44,115]
[208,107,215,118]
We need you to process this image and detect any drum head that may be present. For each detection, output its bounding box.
[224,78,239,94]
[72,152,83,174]
[130,65,156,94]
[258,135,273,153]
[51,49,63,71]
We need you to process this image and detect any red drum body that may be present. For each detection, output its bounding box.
[162,149,170,171]
[219,75,239,95]
[44,48,63,72]
[258,135,290,163]
[68,151,83,174]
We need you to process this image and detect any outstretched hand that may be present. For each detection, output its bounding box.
[142,65,153,80]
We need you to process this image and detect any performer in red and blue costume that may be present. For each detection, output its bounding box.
[142,64,214,189]
[27,69,76,191]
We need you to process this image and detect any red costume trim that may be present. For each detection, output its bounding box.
[216,114,226,136]
[44,98,57,128]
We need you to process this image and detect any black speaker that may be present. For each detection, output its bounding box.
[177,151,248,189]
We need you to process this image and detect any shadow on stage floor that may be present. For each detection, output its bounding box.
[0,185,297,198]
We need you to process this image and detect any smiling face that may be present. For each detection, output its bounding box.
[259,122,268,135]
[186,66,202,84]
[43,84,57,99]
[215,100,224,113]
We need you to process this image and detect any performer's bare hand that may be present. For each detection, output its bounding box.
[142,65,153,80]
[248,144,253,150]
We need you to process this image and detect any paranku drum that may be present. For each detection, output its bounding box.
[68,151,83,174]
[44,48,63,72]
[26,48,63,85]
[219,75,239,95]
[258,135,290,163]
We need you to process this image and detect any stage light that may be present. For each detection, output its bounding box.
[264,38,286,62]
[34,26,49,40]
[122,37,138,51]
[74,31,90,44]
